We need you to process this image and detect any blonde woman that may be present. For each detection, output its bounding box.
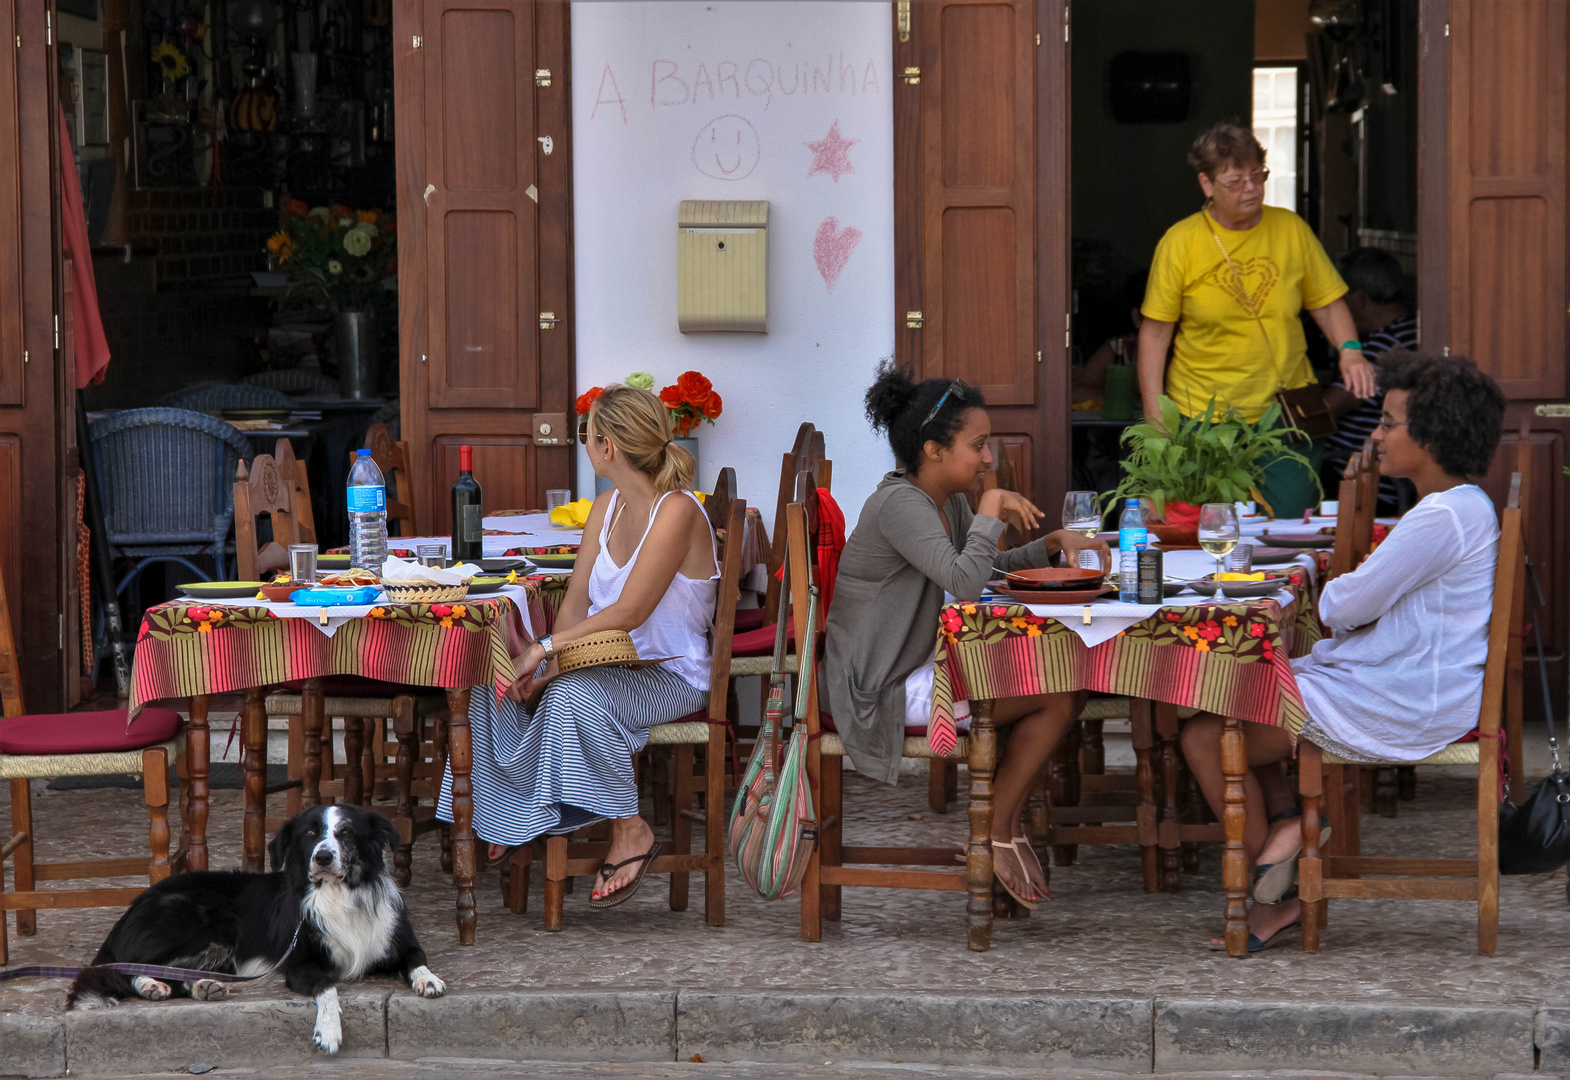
[437,384,719,908]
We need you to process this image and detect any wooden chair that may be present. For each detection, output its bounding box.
[1296,472,1523,954]
[506,472,744,928]
[234,441,314,581]
[0,570,187,963]
[360,422,419,538]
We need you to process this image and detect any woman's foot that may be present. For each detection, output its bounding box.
[1208,897,1302,950]
[990,835,1038,906]
[592,815,657,901]
[1258,814,1307,867]
[1011,837,1049,896]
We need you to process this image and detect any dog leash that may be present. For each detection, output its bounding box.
[0,918,304,985]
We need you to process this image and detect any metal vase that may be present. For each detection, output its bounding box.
[335,311,378,399]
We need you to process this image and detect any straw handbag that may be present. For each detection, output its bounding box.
[728,565,819,900]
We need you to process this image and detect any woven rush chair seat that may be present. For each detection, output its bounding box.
[1,736,184,780]
[647,721,712,745]
[1320,742,1480,767]
[818,730,969,761]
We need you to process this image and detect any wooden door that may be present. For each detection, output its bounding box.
[1427,0,1569,687]
[393,0,573,533]
[896,0,1070,525]
[0,0,74,710]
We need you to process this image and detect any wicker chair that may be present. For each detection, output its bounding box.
[241,369,339,396]
[88,408,255,589]
[156,383,295,412]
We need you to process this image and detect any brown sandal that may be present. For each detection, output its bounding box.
[588,841,660,909]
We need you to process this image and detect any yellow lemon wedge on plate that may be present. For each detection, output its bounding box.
[1216,572,1267,582]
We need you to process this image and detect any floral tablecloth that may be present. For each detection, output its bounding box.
[128,592,540,718]
[928,567,1322,755]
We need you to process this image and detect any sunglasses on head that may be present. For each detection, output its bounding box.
[921,380,971,429]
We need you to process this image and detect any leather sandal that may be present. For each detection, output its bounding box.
[991,841,1039,910]
[1253,826,1330,905]
[1011,837,1050,899]
[588,840,660,909]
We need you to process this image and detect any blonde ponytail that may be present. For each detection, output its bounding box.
[589,383,695,494]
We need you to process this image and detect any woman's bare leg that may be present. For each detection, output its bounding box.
[989,690,1085,896]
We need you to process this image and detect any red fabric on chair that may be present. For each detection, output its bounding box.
[730,617,796,659]
[733,607,767,633]
[0,708,182,755]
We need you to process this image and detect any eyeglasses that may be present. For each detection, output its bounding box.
[1375,419,1408,432]
[1213,168,1270,193]
[921,380,971,429]
[576,417,605,446]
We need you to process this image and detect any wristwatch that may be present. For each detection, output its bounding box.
[539,635,554,656]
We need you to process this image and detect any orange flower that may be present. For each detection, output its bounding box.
[1195,639,1211,652]
[197,622,213,633]
[575,385,604,417]
[702,390,723,420]
[284,198,310,217]
[329,203,353,222]
[676,370,712,405]
[266,231,293,262]
[357,209,378,224]
[658,384,684,408]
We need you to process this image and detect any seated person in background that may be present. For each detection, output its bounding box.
[1072,268,1150,405]
[823,362,1112,908]
[437,383,719,908]
[1322,247,1419,510]
[1179,351,1505,950]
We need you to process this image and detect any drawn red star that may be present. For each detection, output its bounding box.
[804,121,858,183]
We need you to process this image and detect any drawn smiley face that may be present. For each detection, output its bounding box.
[691,114,760,181]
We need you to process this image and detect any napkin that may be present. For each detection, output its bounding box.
[380,555,482,584]
[549,498,594,528]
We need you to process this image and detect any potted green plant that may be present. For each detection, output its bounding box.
[1102,396,1320,536]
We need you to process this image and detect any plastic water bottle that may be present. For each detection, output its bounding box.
[347,448,388,571]
[1117,498,1147,602]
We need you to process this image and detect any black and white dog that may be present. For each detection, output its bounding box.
[68,804,444,1053]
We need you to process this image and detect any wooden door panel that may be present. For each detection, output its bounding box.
[1466,196,1559,393]
[432,435,540,534]
[919,0,1036,406]
[0,435,21,624]
[423,0,538,411]
[0,0,23,408]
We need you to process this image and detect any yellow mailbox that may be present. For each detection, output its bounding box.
[676,200,768,333]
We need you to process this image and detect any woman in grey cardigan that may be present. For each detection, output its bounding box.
[824,364,1111,908]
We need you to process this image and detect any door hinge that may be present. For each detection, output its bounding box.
[1064,6,1070,41]
[1444,23,1449,36]
[1535,405,1570,418]
[412,34,422,48]
[59,614,65,649]
[21,350,28,364]
[54,314,59,348]
[535,68,551,86]
[1036,32,1041,46]
[1065,330,1070,348]
[46,12,51,45]
[539,312,560,330]
[420,353,427,363]
[1036,349,1042,364]
[901,66,920,85]
[905,310,924,329]
[896,0,911,43]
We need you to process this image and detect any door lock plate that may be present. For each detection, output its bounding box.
[532,412,568,446]
[1535,404,1570,418]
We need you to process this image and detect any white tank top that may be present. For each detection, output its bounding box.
[587,489,719,692]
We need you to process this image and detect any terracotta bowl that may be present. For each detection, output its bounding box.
[260,582,307,603]
[996,567,1104,588]
[1148,521,1200,546]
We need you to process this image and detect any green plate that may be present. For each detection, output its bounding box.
[528,553,576,569]
[317,554,352,568]
[179,581,267,599]
[221,407,292,421]
[467,576,509,595]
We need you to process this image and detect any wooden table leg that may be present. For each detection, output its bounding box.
[1220,714,1249,957]
[446,687,477,945]
[1155,703,1183,893]
[392,699,417,888]
[242,687,267,872]
[1131,698,1158,892]
[343,717,364,806]
[301,678,325,807]
[187,696,211,872]
[966,700,997,952]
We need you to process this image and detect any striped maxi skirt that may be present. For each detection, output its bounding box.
[436,665,708,846]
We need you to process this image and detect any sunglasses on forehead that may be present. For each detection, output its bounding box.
[921,380,971,429]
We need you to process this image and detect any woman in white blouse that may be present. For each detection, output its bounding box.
[1180,351,1506,950]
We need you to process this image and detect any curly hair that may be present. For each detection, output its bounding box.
[1376,350,1504,477]
[864,360,986,475]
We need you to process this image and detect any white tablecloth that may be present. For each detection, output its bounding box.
[201,584,540,638]
[388,534,584,558]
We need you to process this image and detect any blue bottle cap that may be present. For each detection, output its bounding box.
[357,448,371,456]
[1125,498,1139,506]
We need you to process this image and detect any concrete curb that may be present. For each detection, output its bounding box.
[1,988,1555,1077]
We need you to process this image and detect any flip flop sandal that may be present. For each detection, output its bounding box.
[1207,920,1302,953]
[1011,837,1050,899]
[1253,826,1331,905]
[588,841,660,909]
[990,841,1039,911]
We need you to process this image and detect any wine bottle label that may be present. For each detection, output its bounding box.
[461,504,481,542]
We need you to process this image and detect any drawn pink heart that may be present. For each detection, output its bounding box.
[813,217,863,294]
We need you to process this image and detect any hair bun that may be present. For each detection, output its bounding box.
[864,359,918,434]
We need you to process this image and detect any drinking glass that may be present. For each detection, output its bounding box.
[1062,491,1102,570]
[546,489,572,517]
[416,543,446,569]
[1198,503,1242,601]
[287,544,318,583]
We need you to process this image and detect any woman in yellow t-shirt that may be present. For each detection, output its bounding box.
[1136,123,1377,518]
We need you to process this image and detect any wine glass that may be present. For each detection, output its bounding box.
[1062,491,1102,570]
[1198,502,1241,601]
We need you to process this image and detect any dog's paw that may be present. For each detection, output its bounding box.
[191,978,228,1002]
[131,976,171,1001]
[409,965,445,998]
[312,1019,342,1055]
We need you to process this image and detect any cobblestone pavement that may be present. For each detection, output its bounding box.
[4,723,1568,1020]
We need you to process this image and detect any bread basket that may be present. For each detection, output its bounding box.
[381,580,471,604]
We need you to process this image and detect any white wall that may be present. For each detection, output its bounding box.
[570,1,896,531]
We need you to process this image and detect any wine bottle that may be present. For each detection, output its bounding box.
[451,445,483,562]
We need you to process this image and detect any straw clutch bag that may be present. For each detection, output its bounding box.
[525,630,674,706]
[382,580,471,604]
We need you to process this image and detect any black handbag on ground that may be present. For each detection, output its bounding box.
[1497,559,1570,878]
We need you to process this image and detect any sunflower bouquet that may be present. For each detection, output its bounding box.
[266,201,398,313]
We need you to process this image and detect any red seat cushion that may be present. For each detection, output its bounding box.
[733,607,767,633]
[0,708,182,756]
[731,617,796,658]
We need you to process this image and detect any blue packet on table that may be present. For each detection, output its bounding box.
[288,586,381,606]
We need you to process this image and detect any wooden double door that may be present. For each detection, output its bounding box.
[392,0,574,534]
